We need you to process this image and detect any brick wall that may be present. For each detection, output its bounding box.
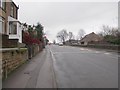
[1,34,18,48]
[2,48,28,79]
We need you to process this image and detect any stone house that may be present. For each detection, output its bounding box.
[0,0,23,43]
[80,32,103,45]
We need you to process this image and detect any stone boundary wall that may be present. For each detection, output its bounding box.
[26,44,43,59]
[1,48,28,79]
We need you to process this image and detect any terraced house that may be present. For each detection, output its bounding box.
[0,0,23,43]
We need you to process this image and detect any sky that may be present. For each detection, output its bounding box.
[14,0,118,43]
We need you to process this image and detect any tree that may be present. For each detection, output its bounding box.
[23,32,40,45]
[98,25,120,45]
[56,29,68,44]
[28,25,33,36]
[77,29,85,40]
[68,32,74,40]
[35,22,44,41]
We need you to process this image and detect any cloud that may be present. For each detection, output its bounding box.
[16,2,118,42]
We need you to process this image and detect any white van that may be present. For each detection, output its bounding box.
[59,42,63,46]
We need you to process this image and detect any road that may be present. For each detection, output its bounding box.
[3,45,118,88]
[49,45,118,88]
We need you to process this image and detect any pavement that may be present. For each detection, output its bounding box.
[2,45,119,88]
[3,48,57,88]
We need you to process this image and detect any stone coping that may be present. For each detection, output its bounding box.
[0,48,27,52]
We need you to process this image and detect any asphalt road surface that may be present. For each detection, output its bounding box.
[3,45,118,88]
[49,45,118,88]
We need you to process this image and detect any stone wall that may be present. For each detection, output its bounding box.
[1,48,28,79]
[26,44,43,59]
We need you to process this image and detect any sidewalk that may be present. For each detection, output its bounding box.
[3,48,57,88]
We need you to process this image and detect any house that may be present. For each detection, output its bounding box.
[0,0,23,43]
[80,32,103,45]
[0,0,6,34]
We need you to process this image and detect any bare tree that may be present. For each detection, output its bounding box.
[101,25,112,36]
[56,29,68,44]
[97,25,120,45]
[68,32,74,40]
[77,29,85,40]
[99,25,119,37]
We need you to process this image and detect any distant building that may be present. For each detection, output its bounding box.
[0,0,23,43]
[80,32,103,45]
[65,39,79,45]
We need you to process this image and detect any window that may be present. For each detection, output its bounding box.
[9,22,17,34]
[10,4,14,17]
[0,0,6,10]
[0,17,5,34]
[0,0,1,7]
[2,1,6,10]
[0,17,2,33]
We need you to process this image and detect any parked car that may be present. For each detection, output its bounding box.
[59,43,63,46]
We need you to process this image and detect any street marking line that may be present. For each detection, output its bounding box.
[80,48,85,50]
[48,47,58,88]
[104,53,110,55]
[86,49,92,51]
[95,51,100,53]
[49,48,56,62]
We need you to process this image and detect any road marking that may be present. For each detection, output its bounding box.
[86,49,92,51]
[104,52,110,55]
[80,48,85,50]
[80,48,93,51]
[49,48,56,62]
[95,51,100,53]
[46,47,58,88]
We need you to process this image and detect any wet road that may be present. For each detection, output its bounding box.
[49,45,118,88]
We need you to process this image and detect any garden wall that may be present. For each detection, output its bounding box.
[1,48,28,79]
[27,44,43,59]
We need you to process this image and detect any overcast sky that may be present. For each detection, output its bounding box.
[14,0,118,42]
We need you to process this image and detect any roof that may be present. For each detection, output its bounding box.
[80,32,103,42]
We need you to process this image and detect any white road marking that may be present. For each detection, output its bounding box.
[49,48,56,62]
[80,48,85,50]
[104,53,110,55]
[86,49,92,51]
[95,51,100,53]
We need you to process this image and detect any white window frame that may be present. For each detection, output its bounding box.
[9,21,17,34]
[0,17,5,34]
[0,17,2,33]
